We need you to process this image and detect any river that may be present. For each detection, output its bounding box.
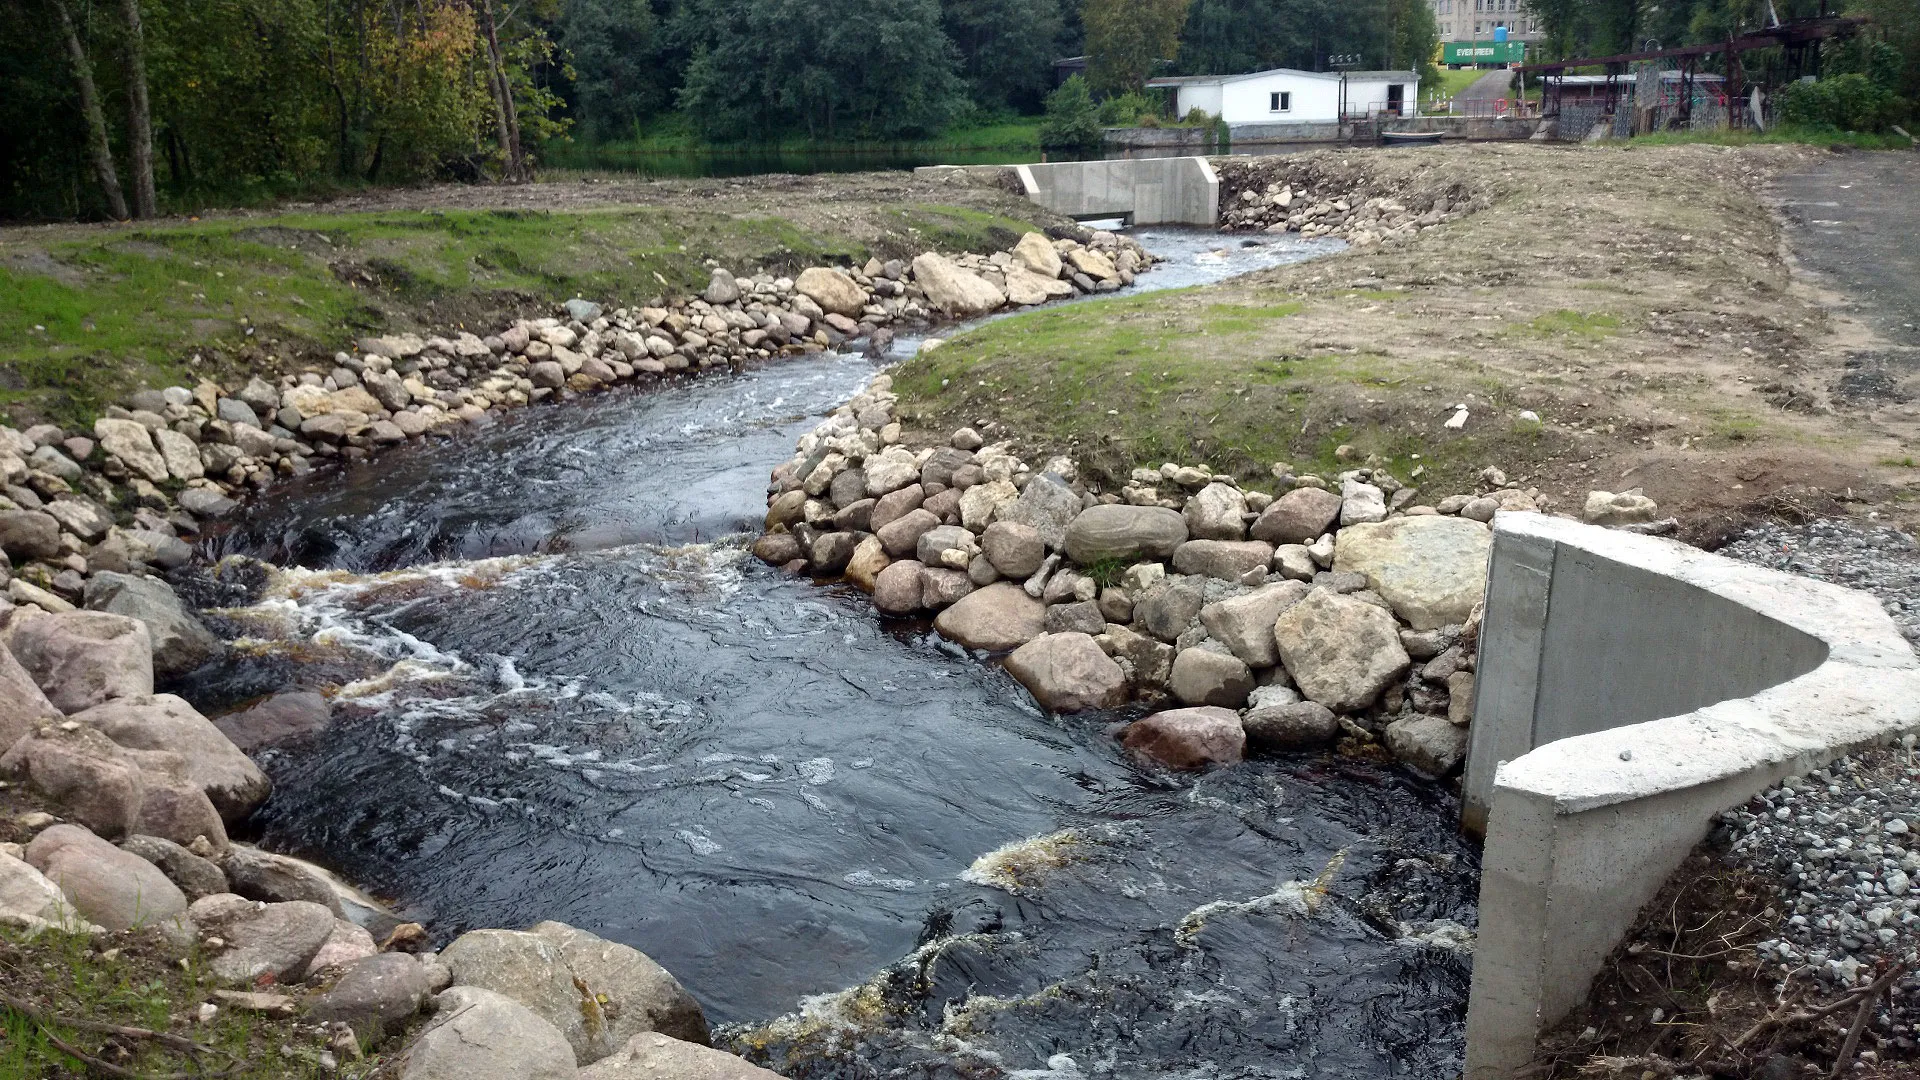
[181,228,1479,1078]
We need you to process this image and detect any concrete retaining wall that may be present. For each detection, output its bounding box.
[914,158,1219,226]
[1462,512,1920,1078]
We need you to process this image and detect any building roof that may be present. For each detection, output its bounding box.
[1544,71,1727,86]
[1147,67,1419,87]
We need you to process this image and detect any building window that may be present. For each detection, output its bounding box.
[1270,91,1291,112]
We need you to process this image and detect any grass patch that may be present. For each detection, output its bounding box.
[1522,309,1622,339]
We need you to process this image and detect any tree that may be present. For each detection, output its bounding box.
[1038,72,1101,146]
[50,0,128,219]
[118,0,155,216]
[1084,0,1190,94]
[1385,0,1440,90]
[560,0,663,140]
[940,0,1065,112]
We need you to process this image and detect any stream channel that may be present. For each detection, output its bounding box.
[181,229,1479,1079]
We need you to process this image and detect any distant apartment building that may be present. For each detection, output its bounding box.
[1431,0,1543,45]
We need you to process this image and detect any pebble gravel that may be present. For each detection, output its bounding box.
[1711,520,1920,1050]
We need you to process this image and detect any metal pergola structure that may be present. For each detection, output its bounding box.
[1519,15,1867,131]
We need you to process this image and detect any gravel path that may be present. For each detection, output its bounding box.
[1710,520,1920,1053]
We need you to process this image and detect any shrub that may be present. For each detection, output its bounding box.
[1778,73,1899,133]
[1039,76,1104,149]
[1097,90,1159,126]
[1185,107,1213,125]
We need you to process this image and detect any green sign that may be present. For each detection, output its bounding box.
[1443,40,1526,65]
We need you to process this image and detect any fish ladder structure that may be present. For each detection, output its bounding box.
[1461,512,1920,1076]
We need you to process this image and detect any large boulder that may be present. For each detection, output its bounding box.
[980,521,1045,578]
[1333,516,1491,631]
[1249,487,1342,544]
[5,610,153,713]
[530,920,710,1047]
[1384,715,1470,776]
[1183,483,1249,541]
[995,475,1082,552]
[189,894,336,984]
[220,844,342,913]
[1121,707,1245,770]
[872,560,926,615]
[73,694,269,822]
[441,928,604,1063]
[0,850,92,932]
[120,834,228,900]
[93,418,169,482]
[0,726,146,837]
[911,253,1006,316]
[0,510,61,561]
[398,985,576,1080]
[1242,700,1339,751]
[1063,505,1188,564]
[211,691,332,751]
[1133,575,1205,642]
[26,824,187,932]
[580,1032,784,1080]
[1198,581,1308,667]
[1010,232,1063,278]
[876,508,941,558]
[308,952,442,1042]
[1171,539,1273,582]
[794,267,867,318]
[1168,647,1255,708]
[933,583,1046,651]
[1272,589,1410,712]
[0,641,61,754]
[82,573,223,680]
[1004,633,1127,713]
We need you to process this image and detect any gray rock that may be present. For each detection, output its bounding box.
[915,524,978,567]
[236,377,280,414]
[1242,701,1338,751]
[27,824,188,932]
[1249,488,1343,544]
[1005,632,1128,713]
[308,952,441,1041]
[0,849,91,931]
[1121,707,1245,770]
[1384,715,1470,776]
[0,640,61,755]
[1339,478,1387,526]
[441,928,602,1063]
[1063,505,1188,564]
[4,609,153,713]
[120,834,227,900]
[189,894,336,984]
[1171,539,1273,582]
[997,475,1083,552]
[178,488,238,519]
[216,398,261,428]
[1043,600,1106,636]
[1183,482,1249,541]
[1134,575,1206,642]
[869,484,925,533]
[933,582,1044,650]
[82,573,223,680]
[221,845,342,914]
[564,298,603,323]
[872,560,925,615]
[1583,489,1659,526]
[94,418,169,482]
[919,447,973,490]
[1198,580,1308,667]
[74,694,268,822]
[580,1032,782,1080]
[44,497,113,542]
[1169,647,1255,708]
[400,984,576,1080]
[919,567,973,607]
[876,507,941,559]
[0,510,61,562]
[809,531,861,576]
[1272,589,1411,712]
[1333,516,1491,631]
[0,727,147,837]
[981,520,1045,578]
[530,920,710,1047]
[703,269,741,305]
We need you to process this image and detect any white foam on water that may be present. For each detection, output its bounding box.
[796,757,834,785]
[677,830,723,856]
[842,870,917,891]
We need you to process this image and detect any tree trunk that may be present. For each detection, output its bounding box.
[476,0,524,182]
[118,0,157,217]
[53,0,129,220]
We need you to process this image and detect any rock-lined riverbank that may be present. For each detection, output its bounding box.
[1213,155,1488,247]
[0,226,1150,621]
[755,369,1666,775]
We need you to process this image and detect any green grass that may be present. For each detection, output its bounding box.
[1521,309,1622,338]
[549,118,1044,158]
[1627,124,1914,150]
[0,201,1048,425]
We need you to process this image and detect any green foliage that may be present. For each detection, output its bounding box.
[1780,73,1901,132]
[675,0,965,141]
[1039,75,1103,148]
[1097,89,1162,125]
[1084,0,1191,94]
[941,0,1067,113]
[1175,0,1434,82]
[560,0,667,141]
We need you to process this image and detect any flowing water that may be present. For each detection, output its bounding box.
[183,230,1479,1078]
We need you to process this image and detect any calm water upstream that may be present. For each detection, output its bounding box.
[186,230,1479,1078]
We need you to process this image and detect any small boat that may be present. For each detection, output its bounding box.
[1381,130,1444,145]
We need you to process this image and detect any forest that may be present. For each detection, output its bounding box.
[0,0,1913,221]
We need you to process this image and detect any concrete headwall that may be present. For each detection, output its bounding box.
[914,158,1219,226]
[1462,513,1920,1078]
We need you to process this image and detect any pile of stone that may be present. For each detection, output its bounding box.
[0,229,1149,621]
[1212,157,1479,249]
[0,595,775,1078]
[755,372,1662,776]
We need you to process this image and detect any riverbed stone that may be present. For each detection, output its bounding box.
[581,1032,780,1080]
[211,691,332,751]
[863,452,921,497]
[1044,600,1107,636]
[0,510,61,561]
[120,834,227,900]
[704,268,741,305]
[530,920,710,1047]
[915,524,979,567]
[187,894,333,984]
[1242,701,1339,751]
[795,268,867,318]
[1384,715,1470,776]
[27,824,187,932]
[912,253,1006,316]
[1011,232,1063,278]
[1272,589,1411,712]
[980,521,1044,578]
[308,952,440,1041]
[933,582,1045,650]
[94,418,169,482]
[1333,515,1491,630]
[441,928,605,1063]
[919,567,973,607]
[1005,632,1127,713]
[0,849,90,932]
[1169,646,1255,708]
[809,531,861,576]
[1172,539,1274,582]
[1121,707,1245,770]
[400,984,575,1080]
[309,917,379,973]
[152,429,204,481]
[1198,580,1308,667]
[1063,505,1188,564]
[5,610,153,713]
[220,844,341,913]
[959,479,1018,531]
[1250,487,1343,544]
[82,572,223,680]
[872,559,925,615]
[1339,478,1387,526]
[178,487,239,519]
[996,475,1082,551]
[1134,575,1205,642]
[869,483,925,533]
[44,497,112,542]
[876,508,941,558]
[0,727,146,836]
[1184,483,1249,541]
[845,536,889,593]
[0,641,60,754]
[74,694,268,822]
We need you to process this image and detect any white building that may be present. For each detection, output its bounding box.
[1146,68,1422,122]
[1431,0,1542,44]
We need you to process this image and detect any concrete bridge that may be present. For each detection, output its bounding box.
[914,157,1220,227]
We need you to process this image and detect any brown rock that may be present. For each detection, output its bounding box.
[1121,707,1246,770]
[932,583,1045,650]
[1249,488,1343,544]
[4,610,153,713]
[872,560,926,615]
[1004,633,1127,713]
